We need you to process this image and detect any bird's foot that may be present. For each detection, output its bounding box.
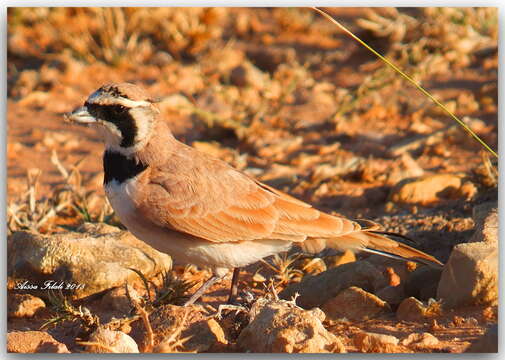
[215,303,248,320]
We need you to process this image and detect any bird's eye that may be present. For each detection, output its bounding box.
[114,105,127,114]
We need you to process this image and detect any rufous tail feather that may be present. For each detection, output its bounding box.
[301,230,443,268]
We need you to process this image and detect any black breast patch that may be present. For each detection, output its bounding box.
[103,150,148,184]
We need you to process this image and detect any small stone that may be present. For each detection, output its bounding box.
[280,261,387,309]
[365,255,411,283]
[230,62,268,90]
[86,328,139,353]
[202,47,245,74]
[437,242,498,307]
[404,266,443,301]
[8,293,45,318]
[469,202,497,244]
[466,324,498,353]
[321,286,391,321]
[353,332,401,353]
[325,249,356,268]
[252,271,266,283]
[238,299,346,353]
[401,332,439,348]
[299,257,327,275]
[100,285,140,314]
[150,51,173,66]
[385,267,401,286]
[459,181,478,200]
[7,331,69,353]
[182,318,228,353]
[396,297,427,322]
[390,173,464,206]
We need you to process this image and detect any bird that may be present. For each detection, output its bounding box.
[66,82,443,306]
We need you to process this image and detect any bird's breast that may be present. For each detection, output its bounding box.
[103,150,148,184]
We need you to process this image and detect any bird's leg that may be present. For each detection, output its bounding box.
[227,268,241,304]
[183,274,222,307]
[215,268,246,320]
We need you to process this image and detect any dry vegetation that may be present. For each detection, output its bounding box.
[7,7,498,353]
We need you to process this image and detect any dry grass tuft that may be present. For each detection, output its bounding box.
[41,290,100,334]
[129,268,196,309]
[8,8,227,66]
[7,150,116,234]
[260,253,304,291]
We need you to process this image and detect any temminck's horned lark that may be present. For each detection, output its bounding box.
[66,83,442,305]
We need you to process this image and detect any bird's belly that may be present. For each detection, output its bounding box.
[104,179,292,271]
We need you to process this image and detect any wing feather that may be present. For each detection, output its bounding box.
[137,144,360,243]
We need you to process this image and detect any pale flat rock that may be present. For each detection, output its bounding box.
[280,261,387,309]
[86,327,139,353]
[8,293,45,318]
[7,331,69,353]
[437,242,498,307]
[321,286,390,321]
[396,297,428,322]
[390,173,465,206]
[401,332,439,348]
[8,223,172,299]
[325,249,356,268]
[353,332,401,353]
[100,285,141,314]
[238,299,346,353]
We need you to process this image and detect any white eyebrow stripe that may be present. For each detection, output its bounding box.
[87,94,151,108]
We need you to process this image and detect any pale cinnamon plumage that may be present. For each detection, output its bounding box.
[67,82,442,305]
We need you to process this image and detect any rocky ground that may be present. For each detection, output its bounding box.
[7,7,498,353]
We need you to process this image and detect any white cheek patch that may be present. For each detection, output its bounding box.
[92,121,123,148]
[129,107,153,142]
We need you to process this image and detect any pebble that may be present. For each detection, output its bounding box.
[238,299,346,353]
[321,286,391,321]
[8,293,45,318]
[390,173,465,206]
[353,332,401,353]
[7,331,69,353]
[401,332,439,348]
[86,327,139,353]
[437,242,498,307]
[396,297,428,322]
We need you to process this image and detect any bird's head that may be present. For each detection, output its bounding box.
[66,83,159,154]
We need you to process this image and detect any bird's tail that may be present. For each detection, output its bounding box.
[301,229,443,268]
